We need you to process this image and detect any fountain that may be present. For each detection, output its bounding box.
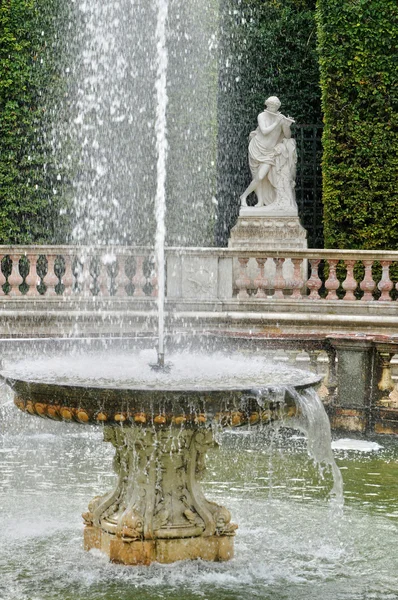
[0,337,340,565]
[0,0,342,570]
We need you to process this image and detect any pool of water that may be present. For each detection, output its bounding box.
[0,387,397,600]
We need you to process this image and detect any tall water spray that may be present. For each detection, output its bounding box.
[61,0,218,248]
[59,0,219,355]
[154,0,169,366]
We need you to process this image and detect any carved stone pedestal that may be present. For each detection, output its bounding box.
[229,209,308,288]
[229,209,307,250]
[82,426,237,565]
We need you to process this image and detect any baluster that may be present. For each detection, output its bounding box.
[254,258,267,298]
[360,260,376,301]
[62,255,75,296]
[377,351,395,396]
[325,259,339,300]
[378,261,393,301]
[97,258,110,297]
[43,255,58,297]
[0,258,6,296]
[273,258,286,299]
[81,256,92,297]
[236,258,250,300]
[132,256,146,297]
[309,351,319,372]
[325,347,338,399]
[8,254,23,297]
[306,259,322,300]
[290,258,303,299]
[25,254,40,297]
[342,260,357,301]
[287,350,300,365]
[116,255,130,297]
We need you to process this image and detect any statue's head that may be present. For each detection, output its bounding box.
[265,96,281,112]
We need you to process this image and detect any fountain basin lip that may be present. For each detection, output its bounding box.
[1,374,322,394]
[6,375,322,427]
[1,369,322,428]
[0,337,323,426]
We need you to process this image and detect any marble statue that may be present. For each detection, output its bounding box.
[240,96,298,216]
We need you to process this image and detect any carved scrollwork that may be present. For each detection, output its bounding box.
[213,505,238,536]
[116,508,144,542]
[84,425,236,543]
[82,495,103,526]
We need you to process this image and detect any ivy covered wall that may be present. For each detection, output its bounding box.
[0,0,67,245]
[317,0,398,250]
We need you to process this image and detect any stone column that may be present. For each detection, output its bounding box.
[373,340,398,435]
[327,335,377,433]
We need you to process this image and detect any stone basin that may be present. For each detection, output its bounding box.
[2,349,320,427]
[0,340,321,566]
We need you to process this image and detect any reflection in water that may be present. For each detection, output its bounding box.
[0,389,397,600]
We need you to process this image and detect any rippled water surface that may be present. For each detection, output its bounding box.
[0,388,397,600]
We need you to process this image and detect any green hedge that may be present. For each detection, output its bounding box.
[0,0,68,245]
[216,0,322,245]
[317,0,398,250]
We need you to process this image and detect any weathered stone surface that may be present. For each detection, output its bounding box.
[228,214,307,251]
[84,528,234,565]
[330,408,367,433]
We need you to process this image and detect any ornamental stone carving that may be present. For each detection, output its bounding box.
[82,425,237,563]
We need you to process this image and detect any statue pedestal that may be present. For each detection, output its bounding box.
[228,208,307,250]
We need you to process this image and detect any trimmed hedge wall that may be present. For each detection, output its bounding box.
[216,0,322,246]
[317,0,398,250]
[0,0,67,244]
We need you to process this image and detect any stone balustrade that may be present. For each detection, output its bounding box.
[1,246,397,302]
[0,246,156,299]
[1,245,398,340]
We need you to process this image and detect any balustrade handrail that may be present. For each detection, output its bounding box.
[0,245,154,256]
[166,247,398,261]
[1,245,398,260]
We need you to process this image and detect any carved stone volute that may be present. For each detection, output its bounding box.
[83,425,237,547]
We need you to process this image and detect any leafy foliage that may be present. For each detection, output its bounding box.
[216,0,322,245]
[0,0,68,244]
[317,0,398,249]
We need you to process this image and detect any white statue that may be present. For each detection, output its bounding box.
[240,96,298,215]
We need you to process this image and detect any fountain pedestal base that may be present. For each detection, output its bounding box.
[84,526,234,565]
[82,425,237,564]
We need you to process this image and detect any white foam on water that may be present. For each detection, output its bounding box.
[331,439,383,452]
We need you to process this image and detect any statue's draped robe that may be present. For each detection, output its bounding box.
[248,129,298,214]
